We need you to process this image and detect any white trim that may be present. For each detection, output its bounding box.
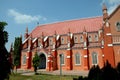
[102,54,104,57]
[48,55,51,57]
[23,38,28,44]
[52,49,55,51]
[84,55,88,58]
[32,38,37,43]
[107,44,113,46]
[66,56,70,58]
[106,33,112,36]
[47,60,50,62]
[26,57,29,59]
[56,35,60,40]
[106,22,109,27]
[84,47,87,49]
[44,36,48,42]
[70,33,73,39]
[67,48,71,50]
[101,46,104,48]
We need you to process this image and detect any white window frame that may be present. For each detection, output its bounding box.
[22,54,27,65]
[80,36,83,42]
[88,35,92,42]
[75,53,81,65]
[95,34,98,41]
[61,54,65,65]
[74,36,78,43]
[92,52,98,65]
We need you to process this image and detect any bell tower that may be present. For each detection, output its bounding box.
[102,4,115,67]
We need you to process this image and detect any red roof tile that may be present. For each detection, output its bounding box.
[31,16,103,38]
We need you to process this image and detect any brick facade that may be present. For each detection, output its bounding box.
[16,4,120,71]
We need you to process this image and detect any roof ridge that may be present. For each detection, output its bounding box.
[37,16,102,27]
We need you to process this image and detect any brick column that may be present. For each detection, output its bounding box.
[83,48,89,70]
[46,54,53,71]
[83,28,89,70]
[27,51,32,69]
[66,49,72,70]
[52,50,57,70]
[66,29,72,70]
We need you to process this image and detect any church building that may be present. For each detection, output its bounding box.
[20,4,120,71]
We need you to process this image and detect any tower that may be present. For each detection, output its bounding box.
[102,4,115,67]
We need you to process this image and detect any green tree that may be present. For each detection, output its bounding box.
[32,53,40,74]
[13,37,22,73]
[0,22,11,80]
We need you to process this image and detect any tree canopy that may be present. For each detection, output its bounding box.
[32,53,40,73]
[13,37,22,71]
[0,21,11,80]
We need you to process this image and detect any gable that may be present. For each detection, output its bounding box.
[109,5,120,35]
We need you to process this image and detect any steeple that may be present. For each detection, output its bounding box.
[102,3,107,11]
[102,3,108,21]
[24,26,29,39]
[26,26,28,33]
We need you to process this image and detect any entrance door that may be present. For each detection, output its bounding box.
[39,54,46,69]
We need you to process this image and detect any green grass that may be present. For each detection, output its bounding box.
[10,74,78,80]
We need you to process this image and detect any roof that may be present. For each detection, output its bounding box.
[31,16,103,38]
[109,4,120,19]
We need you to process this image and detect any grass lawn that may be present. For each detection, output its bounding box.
[10,74,78,80]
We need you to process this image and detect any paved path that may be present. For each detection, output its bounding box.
[19,69,88,77]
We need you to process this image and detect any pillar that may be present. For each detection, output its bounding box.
[83,48,89,70]
[66,49,72,70]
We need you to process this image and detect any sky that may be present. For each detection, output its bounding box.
[0,0,120,51]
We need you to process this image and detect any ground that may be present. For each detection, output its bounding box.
[10,69,88,80]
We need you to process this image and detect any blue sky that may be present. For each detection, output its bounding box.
[0,0,120,51]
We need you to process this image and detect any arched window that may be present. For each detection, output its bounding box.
[88,35,92,41]
[75,53,80,65]
[61,37,64,44]
[61,54,64,64]
[74,36,78,43]
[95,35,98,41]
[92,52,98,65]
[22,55,27,65]
[80,36,83,42]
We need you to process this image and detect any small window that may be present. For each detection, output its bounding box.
[75,53,80,65]
[88,35,92,41]
[60,54,64,64]
[22,55,27,65]
[80,36,83,42]
[116,21,120,31]
[61,37,64,44]
[92,52,98,65]
[49,39,52,45]
[95,35,98,41]
[74,36,78,43]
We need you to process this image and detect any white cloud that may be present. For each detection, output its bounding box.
[101,0,120,14]
[8,9,47,24]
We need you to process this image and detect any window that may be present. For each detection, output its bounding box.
[60,54,64,64]
[116,21,120,31]
[95,35,98,41]
[61,37,64,44]
[49,39,52,45]
[22,55,27,65]
[92,52,98,65]
[88,35,92,41]
[80,36,83,42]
[75,53,80,65]
[74,36,78,43]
